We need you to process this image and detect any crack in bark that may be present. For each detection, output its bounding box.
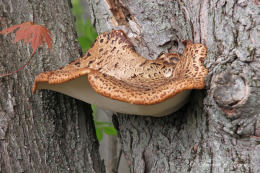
[106,0,132,25]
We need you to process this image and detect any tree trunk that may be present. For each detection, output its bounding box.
[87,0,260,172]
[0,0,105,172]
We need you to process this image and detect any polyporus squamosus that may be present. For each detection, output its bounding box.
[33,30,208,117]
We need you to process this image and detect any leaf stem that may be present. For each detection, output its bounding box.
[0,53,35,78]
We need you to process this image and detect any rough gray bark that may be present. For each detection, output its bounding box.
[87,0,260,172]
[0,0,105,172]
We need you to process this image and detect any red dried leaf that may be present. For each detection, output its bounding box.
[0,21,52,55]
[0,22,30,35]
[0,22,52,78]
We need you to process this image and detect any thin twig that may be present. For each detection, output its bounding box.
[114,148,123,173]
[0,54,34,78]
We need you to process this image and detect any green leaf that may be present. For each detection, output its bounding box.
[91,105,97,118]
[94,121,113,126]
[72,1,98,53]
[103,126,117,136]
[96,128,103,142]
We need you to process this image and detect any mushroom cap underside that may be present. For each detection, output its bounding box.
[35,75,191,116]
[33,30,208,115]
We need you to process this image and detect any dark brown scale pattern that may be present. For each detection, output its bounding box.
[33,30,208,104]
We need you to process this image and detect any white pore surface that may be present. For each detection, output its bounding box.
[37,75,191,117]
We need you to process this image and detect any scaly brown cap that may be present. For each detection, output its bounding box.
[33,30,208,105]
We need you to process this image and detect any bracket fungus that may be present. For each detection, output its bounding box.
[33,30,208,117]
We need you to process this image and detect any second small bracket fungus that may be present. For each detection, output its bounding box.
[33,30,208,117]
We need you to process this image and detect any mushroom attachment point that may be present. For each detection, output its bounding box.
[33,30,208,117]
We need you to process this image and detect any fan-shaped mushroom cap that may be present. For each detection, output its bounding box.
[33,30,208,117]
